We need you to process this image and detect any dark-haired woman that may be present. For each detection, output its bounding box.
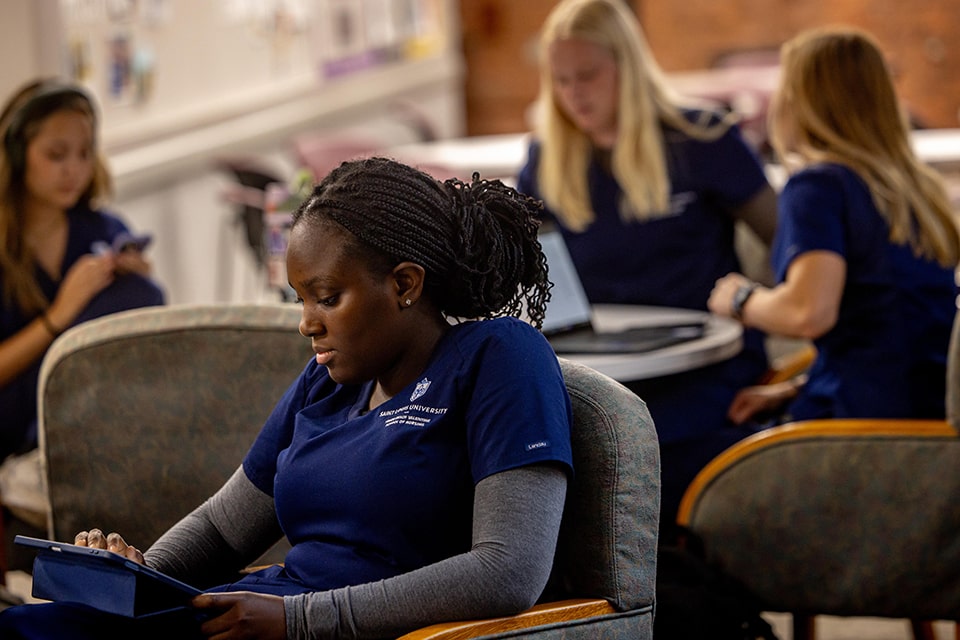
[0,157,574,639]
[0,78,164,464]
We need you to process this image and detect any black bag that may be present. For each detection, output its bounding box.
[654,536,778,640]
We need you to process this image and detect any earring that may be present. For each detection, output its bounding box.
[404,298,412,306]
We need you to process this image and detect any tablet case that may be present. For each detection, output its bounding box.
[15,535,201,618]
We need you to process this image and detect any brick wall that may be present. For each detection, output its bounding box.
[459,0,960,135]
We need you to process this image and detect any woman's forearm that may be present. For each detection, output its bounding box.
[0,318,60,388]
[285,465,567,640]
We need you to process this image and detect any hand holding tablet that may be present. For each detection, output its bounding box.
[15,534,201,618]
[73,528,145,564]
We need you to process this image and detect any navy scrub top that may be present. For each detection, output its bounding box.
[516,114,772,443]
[774,163,958,421]
[243,317,574,592]
[0,205,165,459]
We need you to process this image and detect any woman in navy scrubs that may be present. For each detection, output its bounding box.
[709,27,960,425]
[0,78,164,462]
[516,0,778,539]
[0,79,164,553]
[0,158,574,639]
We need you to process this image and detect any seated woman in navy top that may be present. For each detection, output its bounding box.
[0,79,164,496]
[515,0,778,541]
[0,157,574,639]
[709,27,960,424]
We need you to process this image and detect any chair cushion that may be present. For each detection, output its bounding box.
[550,359,660,612]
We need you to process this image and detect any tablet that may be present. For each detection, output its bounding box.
[15,535,201,618]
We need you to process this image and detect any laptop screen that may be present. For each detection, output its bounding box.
[539,229,593,335]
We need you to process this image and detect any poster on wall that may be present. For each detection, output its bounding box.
[56,0,447,150]
[314,0,372,77]
[61,0,167,107]
[313,0,446,78]
[399,0,446,60]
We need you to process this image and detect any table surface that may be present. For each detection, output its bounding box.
[388,133,530,182]
[559,305,743,382]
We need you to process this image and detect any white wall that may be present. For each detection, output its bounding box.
[114,70,465,305]
[0,1,58,100]
[0,0,466,304]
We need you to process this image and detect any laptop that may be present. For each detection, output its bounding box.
[539,229,705,353]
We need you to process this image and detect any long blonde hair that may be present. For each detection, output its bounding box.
[0,78,112,313]
[769,26,959,267]
[535,0,735,230]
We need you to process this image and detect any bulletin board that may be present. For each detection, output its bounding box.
[58,0,450,151]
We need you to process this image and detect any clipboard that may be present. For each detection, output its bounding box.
[15,535,201,618]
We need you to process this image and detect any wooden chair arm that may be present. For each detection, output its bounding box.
[757,344,816,385]
[677,418,956,526]
[396,598,616,640]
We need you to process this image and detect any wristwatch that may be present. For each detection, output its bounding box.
[730,282,758,320]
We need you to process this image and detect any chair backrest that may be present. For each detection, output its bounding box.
[37,303,312,554]
[551,358,660,612]
[679,307,960,620]
[35,315,661,613]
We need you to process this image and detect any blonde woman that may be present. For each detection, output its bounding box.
[516,0,778,539]
[710,27,960,424]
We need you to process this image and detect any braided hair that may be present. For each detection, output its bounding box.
[291,157,551,328]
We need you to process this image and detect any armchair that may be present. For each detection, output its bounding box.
[37,306,661,638]
[678,311,960,638]
[37,303,311,560]
[399,358,660,639]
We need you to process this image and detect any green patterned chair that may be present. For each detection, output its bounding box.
[678,310,960,639]
[37,302,310,563]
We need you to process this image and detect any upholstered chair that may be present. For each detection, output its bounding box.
[37,303,310,563]
[678,310,960,639]
[36,305,661,638]
[399,358,660,639]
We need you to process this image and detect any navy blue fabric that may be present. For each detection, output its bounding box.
[516,116,770,442]
[243,317,574,591]
[516,115,771,541]
[517,116,768,311]
[773,163,957,420]
[0,601,206,639]
[0,205,165,460]
[0,564,323,638]
[0,319,574,637]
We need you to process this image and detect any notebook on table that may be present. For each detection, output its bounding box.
[539,229,705,354]
[15,535,201,618]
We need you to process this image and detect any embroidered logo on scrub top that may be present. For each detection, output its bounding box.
[410,377,431,401]
[377,378,447,428]
[668,191,697,216]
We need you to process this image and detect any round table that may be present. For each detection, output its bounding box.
[559,305,743,382]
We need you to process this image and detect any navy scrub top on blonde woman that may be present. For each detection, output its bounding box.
[516,113,771,444]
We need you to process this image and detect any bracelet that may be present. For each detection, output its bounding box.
[40,312,63,338]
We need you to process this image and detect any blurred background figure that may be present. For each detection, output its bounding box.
[516,0,778,541]
[710,27,960,427]
[0,78,165,557]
